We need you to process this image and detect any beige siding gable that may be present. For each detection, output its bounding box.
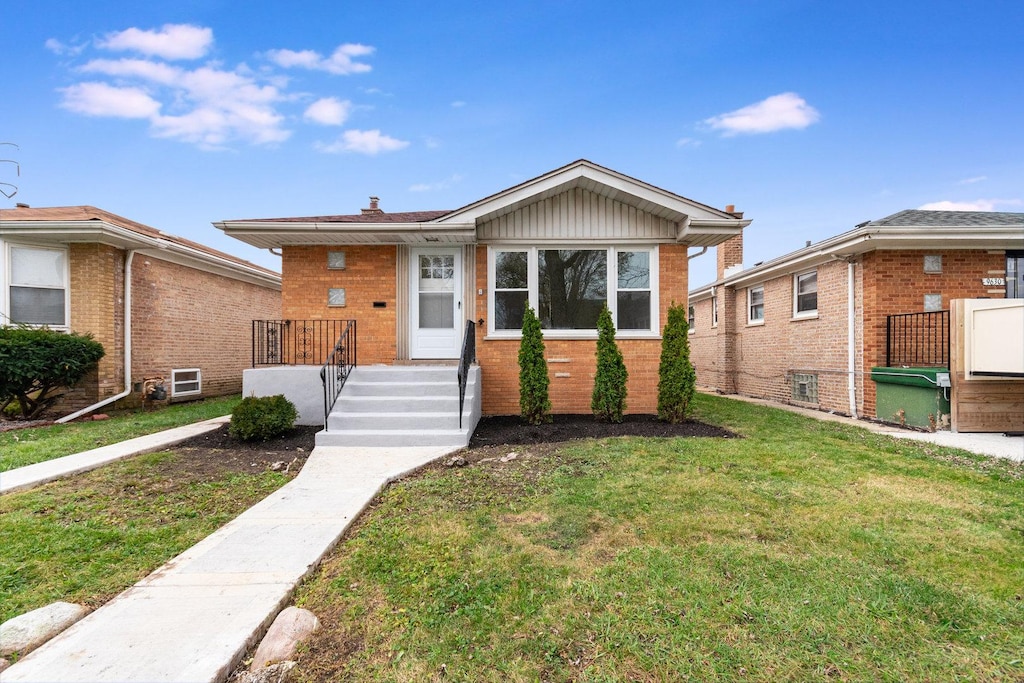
[477,187,676,243]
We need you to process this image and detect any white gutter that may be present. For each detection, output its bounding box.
[847,259,858,419]
[57,250,136,423]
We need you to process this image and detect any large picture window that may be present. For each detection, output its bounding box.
[8,245,68,327]
[489,246,658,335]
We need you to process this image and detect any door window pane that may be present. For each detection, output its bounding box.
[539,249,606,329]
[419,293,454,328]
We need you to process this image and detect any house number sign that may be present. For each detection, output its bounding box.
[982,278,1005,286]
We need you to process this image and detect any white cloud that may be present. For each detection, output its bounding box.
[59,82,161,118]
[45,38,85,56]
[409,174,463,192]
[957,175,987,185]
[704,92,820,136]
[676,137,701,148]
[451,100,466,108]
[97,24,213,60]
[81,58,182,85]
[267,43,374,75]
[304,97,351,125]
[918,199,1022,211]
[316,129,409,155]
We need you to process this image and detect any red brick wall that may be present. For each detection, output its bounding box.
[475,244,689,415]
[130,255,282,402]
[63,244,125,410]
[281,245,397,364]
[860,249,1005,416]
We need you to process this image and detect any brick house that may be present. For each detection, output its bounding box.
[0,205,281,418]
[217,160,749,446]
[688,210,1024,424]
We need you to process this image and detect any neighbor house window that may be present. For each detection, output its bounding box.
[794,271,818,317]
[488,246,658,334]
[924,254,942,274]
[7,245,69,327]
[748,286,764,324]
[688,304,695,330]
[328,288,346,307]
[712,296,718,327]
[327,251,346,269]
[171,368,201,397]
[1008,252,1024,298]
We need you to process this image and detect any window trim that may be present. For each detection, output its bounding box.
[171,368,202,398]
[711,296,718,328]
[4,241,71,329]
[687,304,695,332]
[793,270,818,318]
[747,285,765,325]
[486,245,660,338]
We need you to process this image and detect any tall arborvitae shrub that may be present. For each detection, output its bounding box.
[518,304,551,425]
[657,302,697,423]
[591,304,628,422]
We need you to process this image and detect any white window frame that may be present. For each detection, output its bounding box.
[688,304,695,332]
[171,368,202,397]
[748,286,765,325]
[712,295,719,327]
[3,241,71,329]
[793,270,818,318]
[486,245,660,338]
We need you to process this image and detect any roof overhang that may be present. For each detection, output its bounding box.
[212,220,477,248]
[1,220,281,289]
[691,224,1024,294]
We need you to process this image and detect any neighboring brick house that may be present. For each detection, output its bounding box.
[689,210,1024,421]
[217,160,749,420]
[0,205,282,417]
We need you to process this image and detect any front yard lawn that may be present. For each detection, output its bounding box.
[0,395,241,472]
[293,394,1023,682]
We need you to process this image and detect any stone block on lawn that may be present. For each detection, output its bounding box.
[0,602,88,656]
[250,607,320,671]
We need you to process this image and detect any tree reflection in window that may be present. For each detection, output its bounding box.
[539,250,607,329]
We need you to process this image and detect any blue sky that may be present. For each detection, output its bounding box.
[3,0,1022,286]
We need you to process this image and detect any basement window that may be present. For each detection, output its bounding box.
[791,373,818,403]
[171,369,202,397]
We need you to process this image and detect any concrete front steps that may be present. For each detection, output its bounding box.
[315,365,481,448]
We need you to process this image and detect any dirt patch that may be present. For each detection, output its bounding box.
[470,413,735,447]
[164,424,320,479]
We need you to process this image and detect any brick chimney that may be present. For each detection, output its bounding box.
[361,196,383,215]
[716,204,744,279]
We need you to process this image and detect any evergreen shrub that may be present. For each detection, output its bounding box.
[518,304,551,425]
[229,394,298,441]
[591,304,628,422]
[657,302,697,423]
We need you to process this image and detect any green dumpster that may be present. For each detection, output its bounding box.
[870,367,951,430]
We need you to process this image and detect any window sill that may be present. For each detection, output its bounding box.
[746,320,765,327]
[791,313,819,322]
[484,332,662,341]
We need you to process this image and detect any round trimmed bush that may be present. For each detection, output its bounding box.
[229,395,298,442]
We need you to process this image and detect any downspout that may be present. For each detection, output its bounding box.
[687,246,709,260]
[56,250,136,423]
[847,259,858,418]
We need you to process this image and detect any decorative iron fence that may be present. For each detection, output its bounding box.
[321,320,357,428]
[885,310,949,367]
[457,320,476,428]
[252,320,354,367]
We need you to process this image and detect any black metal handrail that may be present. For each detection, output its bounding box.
[885,310,949,367]
[252,319,354,367]
[320,320,357,429]
[457,320,476,429]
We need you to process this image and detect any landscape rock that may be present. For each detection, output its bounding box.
[0,602,88,656]
[499,452,519,463]
[234,660,296,683]
[250,607,319,671]
[0,658,10,673]
[445,455,468,467]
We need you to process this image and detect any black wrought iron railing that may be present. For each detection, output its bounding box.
[885,310,949,367]
[252,320,354,366]
[457,320,476,429]
[320,320,357,428]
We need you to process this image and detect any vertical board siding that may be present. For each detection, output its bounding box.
[478,187,677,242]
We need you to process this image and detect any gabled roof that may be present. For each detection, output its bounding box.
[215,160,750,249]
[690,209,1024,298]
[0,205,280,288]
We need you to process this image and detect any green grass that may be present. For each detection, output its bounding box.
[294,394,1024,682]
[0,449,291,626]
[0,395,241,472]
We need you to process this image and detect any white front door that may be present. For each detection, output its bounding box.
[410,247,463,359]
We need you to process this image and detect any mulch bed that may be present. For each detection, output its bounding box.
[470,414,735,447]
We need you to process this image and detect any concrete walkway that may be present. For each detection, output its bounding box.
[0,416,231,495]
[719,394,1024,463]
[3,443,455,682]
